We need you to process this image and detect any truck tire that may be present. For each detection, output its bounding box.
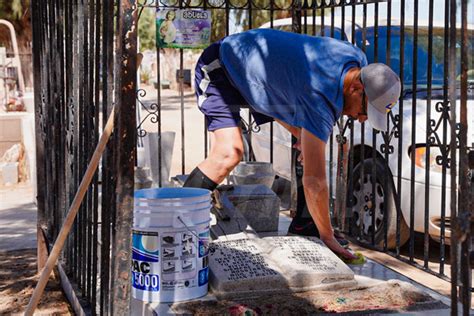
[348,158,410,249]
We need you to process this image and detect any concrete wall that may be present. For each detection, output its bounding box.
[0,113,36,185]
[0,116,21,157]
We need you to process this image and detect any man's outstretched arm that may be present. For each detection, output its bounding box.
[300,128,356,260]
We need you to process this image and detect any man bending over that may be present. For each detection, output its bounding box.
[183,29,401,260]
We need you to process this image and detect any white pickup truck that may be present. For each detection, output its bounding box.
[251,17,474,248]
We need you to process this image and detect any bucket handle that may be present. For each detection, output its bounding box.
[173,211,191,227]
[173,213,201,240]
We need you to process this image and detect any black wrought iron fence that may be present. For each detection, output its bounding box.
[32,0,471,314]
[31,0,136,314]
[136,0,472,312]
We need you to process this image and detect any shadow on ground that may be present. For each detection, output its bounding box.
[0,249,72,315]
[399,232,451,265]
[0,204,37,252]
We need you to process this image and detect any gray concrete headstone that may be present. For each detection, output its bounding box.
[144,131,175,186]
[211,187,259,241]
[209,236,356,297]
[223,184,280,232]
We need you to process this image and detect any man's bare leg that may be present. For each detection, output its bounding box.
[183,126,244,189]
[275,118,301,139]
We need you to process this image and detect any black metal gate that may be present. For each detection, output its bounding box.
[31,0,137,314]
[32,0,471,314]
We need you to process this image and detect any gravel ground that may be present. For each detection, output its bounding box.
[0,242,73,315]
[0,249,72,315]
[171,280,447,315]
[0,183,72,315]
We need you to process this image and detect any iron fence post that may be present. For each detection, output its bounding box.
[448,0,458,314]
[335,124,349,231]
[457,0,472,312]
[31,0,48,272]
[289,0,302,218]
[110,0,138,314]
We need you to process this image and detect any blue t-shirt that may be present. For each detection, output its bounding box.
[219,29,367,142]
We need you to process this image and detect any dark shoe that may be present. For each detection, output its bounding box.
[288,219,320,237]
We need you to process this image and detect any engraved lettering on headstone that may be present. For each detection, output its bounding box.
[209,236,355,295]
[271,238,338,272]
[212,241,278,281]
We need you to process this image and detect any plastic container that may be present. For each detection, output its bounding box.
[1,162,19,185]
[132,187,211,303]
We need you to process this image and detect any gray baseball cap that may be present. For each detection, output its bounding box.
[360,63,401,131]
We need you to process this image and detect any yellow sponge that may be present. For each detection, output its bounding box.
[339,251,366,265]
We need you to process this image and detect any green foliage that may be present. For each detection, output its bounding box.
[0,0,31,50]
[140,68,152,84]
[0,0,25,20]
[209,1,293,42]
[138,7,156,51]
[11,0,24,19]
[0,0,31,88]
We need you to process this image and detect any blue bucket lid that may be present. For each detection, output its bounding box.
[134,187,211,200]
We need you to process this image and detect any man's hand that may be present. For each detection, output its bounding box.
[320,234,357,260]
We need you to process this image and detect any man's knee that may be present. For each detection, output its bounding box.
[221,146,243,168]
[214,145,244,172]
[211,128,244,165]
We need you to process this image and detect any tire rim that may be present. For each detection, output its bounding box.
[352,173,385,237]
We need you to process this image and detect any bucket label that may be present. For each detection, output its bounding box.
[132,230,159,262]
[162,279,196,291]
[132,230,161,293]
[162,231,198,280]
[198,267,209,286]
[198,228,210,258]
[132,222,210,301]
[132,271,160,292]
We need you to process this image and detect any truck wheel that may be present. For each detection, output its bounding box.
[348,158,409,249]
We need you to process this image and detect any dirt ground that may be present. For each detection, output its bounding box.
[0,249,72,315]
[171,280,447,315]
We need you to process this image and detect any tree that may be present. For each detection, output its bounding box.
[209,0,293,42]
[0,0,31,56]
[138,7,156,51]
[0,0,32,88]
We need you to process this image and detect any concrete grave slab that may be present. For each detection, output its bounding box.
[209,236,356,297]
[266,236,354,288]
[209,238,286,295]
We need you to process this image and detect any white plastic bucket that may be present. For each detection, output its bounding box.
[0,162,19,185]
[132,187,211,303]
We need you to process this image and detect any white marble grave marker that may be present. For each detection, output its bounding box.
[209,236,356,296]
[209,239,286,293]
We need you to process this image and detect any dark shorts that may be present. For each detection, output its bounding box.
[194,41,273,131]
